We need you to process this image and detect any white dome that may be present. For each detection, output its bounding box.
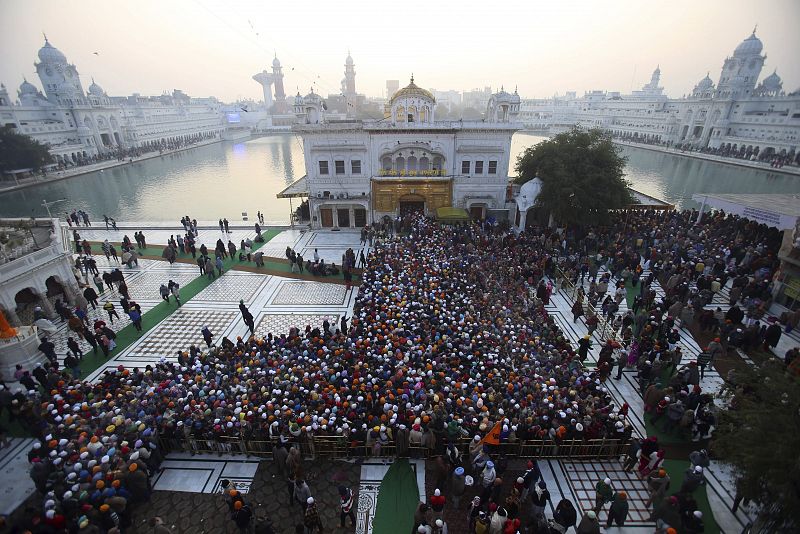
[272,56,281,68]
[38,38,67,64]
[734,31,763,57]
[345,53,354,66]
[88,79,105,96]
[694,73,714,92]
[19,79,38,95]
[761,70,782,90]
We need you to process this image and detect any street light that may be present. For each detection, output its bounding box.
[41,198,67,218]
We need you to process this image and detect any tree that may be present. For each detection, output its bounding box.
[515,127,632,225]
[0,125,53,173]
[713,360,800,531]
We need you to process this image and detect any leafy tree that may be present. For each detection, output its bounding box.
[515,127,632,225]
[0,125,53,173]
[713,360,800,531]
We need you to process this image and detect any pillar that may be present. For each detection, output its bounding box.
[349,207,355,228]
[516,208,528,233]
[37,294,57,320]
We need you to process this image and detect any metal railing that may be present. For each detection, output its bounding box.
[157,433,629,461]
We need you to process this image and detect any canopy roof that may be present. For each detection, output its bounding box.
[435,207,469,221]
[692,193,800,230]
[276,175,309,198]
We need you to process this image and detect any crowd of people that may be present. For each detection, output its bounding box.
[7,204,795,532]
[610,133,799,168]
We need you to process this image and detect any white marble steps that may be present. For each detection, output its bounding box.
[151,452,260,495]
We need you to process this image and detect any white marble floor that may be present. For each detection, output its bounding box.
[151,452,261,494]
[0,438,36,515]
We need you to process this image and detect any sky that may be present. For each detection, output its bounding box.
[1,0,798,103]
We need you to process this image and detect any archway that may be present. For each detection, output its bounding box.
[45,275,74,305]
[14,288,46,323]
[398,193,426,215]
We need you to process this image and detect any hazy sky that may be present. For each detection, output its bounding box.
[1,0,798,103]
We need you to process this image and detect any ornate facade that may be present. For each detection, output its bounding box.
[290,78,521,228]
[518,31,800,162]
[0,38,224,164]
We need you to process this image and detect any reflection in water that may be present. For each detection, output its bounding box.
[511,133,800,209]
[1,132,797,222]
[0,134,304,223]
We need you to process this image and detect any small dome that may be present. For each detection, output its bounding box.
[38,38,67,64]
[694,73,714,92]
[294,91,303,105]
[272,56,281,68]
[390,77,435,103]
[345,52,354,66]
[19,79,38,95]
[734,31,763,57]
[88,78,105,96]
[762,70,782,89]
[304,88,321,103]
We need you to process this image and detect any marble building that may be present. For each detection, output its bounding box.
[518,30,800,161]
[286,77,522,228]
[0,37,224,164]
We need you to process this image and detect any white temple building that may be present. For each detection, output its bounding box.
[0,37,224,164]
[518,30,800,162]
[281,77,522,228]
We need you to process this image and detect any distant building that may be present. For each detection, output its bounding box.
[462,86,492,110]
[430,89,462,112]
[386,80,399,99]
[284,77,521,228]
[518,30,800,163]
[0,37,224,165]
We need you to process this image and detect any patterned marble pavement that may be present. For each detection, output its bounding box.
[120,309,238,361]
[271,281,346,306]
[253,313,341,339]
[190,271,268,303]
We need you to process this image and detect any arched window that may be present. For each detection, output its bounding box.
[432,156,443,170]
[407,156,417,171]
[419,156,429,171]
[394,156,405,171]
[395,106,405,122]
[382,156,392,170]
[408,106,417,123]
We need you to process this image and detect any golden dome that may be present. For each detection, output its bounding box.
[390,76,435,103]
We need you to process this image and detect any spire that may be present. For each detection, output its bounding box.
[514,85,518,95]
[501,85,504,92]
[752,24,757,36]
[43,32,48,43]
[410,73,414,84]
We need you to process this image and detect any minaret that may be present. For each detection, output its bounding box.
[344,51,356,115]
[272,54,286,109]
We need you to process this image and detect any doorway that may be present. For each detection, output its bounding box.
[320,208,333,228]
[470,205,485,220]
[337,208,350,228]
[354,208,367,227]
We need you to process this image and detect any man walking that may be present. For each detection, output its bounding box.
[338,485,356,529]
[239,300,255,334]
[593,477,613,514]
[605,491,629,528]
[201,326,214,347]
